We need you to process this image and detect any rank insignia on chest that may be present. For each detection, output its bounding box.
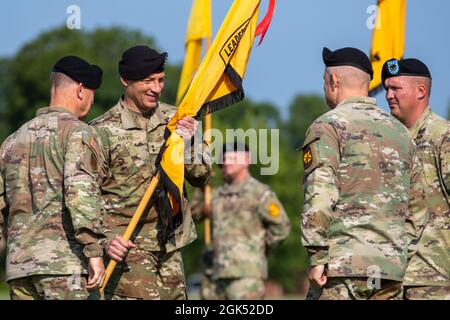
[303,147,313,169]
[268,203,280,218]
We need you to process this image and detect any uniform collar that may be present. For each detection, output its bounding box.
[336,96,377,108]
[409,106,432,137]
[119,97,167,131]
[222,175,254,193]
[36,106,76,117]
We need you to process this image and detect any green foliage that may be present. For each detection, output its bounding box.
[0,282,8,300]
[0,26,329,294]
[284,94,329,149]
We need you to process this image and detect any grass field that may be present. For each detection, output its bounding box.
[0,283,8,300]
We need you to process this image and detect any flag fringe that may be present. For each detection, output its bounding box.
[196,65,245,120]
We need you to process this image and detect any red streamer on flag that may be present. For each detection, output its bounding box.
[255,0,276,46]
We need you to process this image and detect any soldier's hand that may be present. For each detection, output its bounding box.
[176,117,198,140]
[86,257,105,291]
[105,235,138,262]
[308,265,327,288]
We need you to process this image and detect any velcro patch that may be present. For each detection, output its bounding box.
[268,203,280,218]
[303,147,313,169]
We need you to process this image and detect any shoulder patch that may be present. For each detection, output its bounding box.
[303,146,313,169]
[268,202,281,218]
[90,152,98,173]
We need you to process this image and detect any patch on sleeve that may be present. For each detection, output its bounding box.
[303,146,313,170]
[83,133,99,174]
[90,153,98,173]
[268,202,280,218]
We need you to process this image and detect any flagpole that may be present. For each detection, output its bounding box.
[203,115,212,245]
[100,172,161,292]
[203,37,213,246]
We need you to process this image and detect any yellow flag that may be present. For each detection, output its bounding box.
[369,0,406,94]
[176,0,212,105]
[158,0,276,215]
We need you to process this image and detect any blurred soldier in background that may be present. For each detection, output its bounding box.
[192,142,291,300]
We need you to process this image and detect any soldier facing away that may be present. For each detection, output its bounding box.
[192,142,291,300]
[89,45,211,300]
[383,58,450,299]
[0,56,107,300]
[300,47,428,300]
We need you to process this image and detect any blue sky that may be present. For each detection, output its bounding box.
[1,0,449,118]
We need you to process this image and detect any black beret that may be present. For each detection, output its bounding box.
[382,58,432,85]
[322,47,374,80]
[119,45,167,80]
[52,56,103,90]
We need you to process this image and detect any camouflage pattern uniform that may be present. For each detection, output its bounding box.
[300,96,428,300]
[314,278,403,300]
[403,107,450,300]
[0,107,106,300]
[192,176,291,300]
[89,99,211,300]
[0,173,4,242]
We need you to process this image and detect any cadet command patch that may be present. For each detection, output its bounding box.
[303,146,313,169]
[269,202,280,218]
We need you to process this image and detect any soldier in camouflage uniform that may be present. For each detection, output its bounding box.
[192,142,291,300]
[0,56,107,300]
[383,58,449,300]
[300,48,428,300]
[89,45,211,300]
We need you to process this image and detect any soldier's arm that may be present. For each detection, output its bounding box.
[259,188,291,251]
[405,146,429,260]
[184,140,212,188]
[63,127,107,258]
[440,129,450,195]
[90,126,111,184]
[300,122,340,266]
[90,126,116,245]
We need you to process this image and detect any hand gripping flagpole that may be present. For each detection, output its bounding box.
[100,172,160,292]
